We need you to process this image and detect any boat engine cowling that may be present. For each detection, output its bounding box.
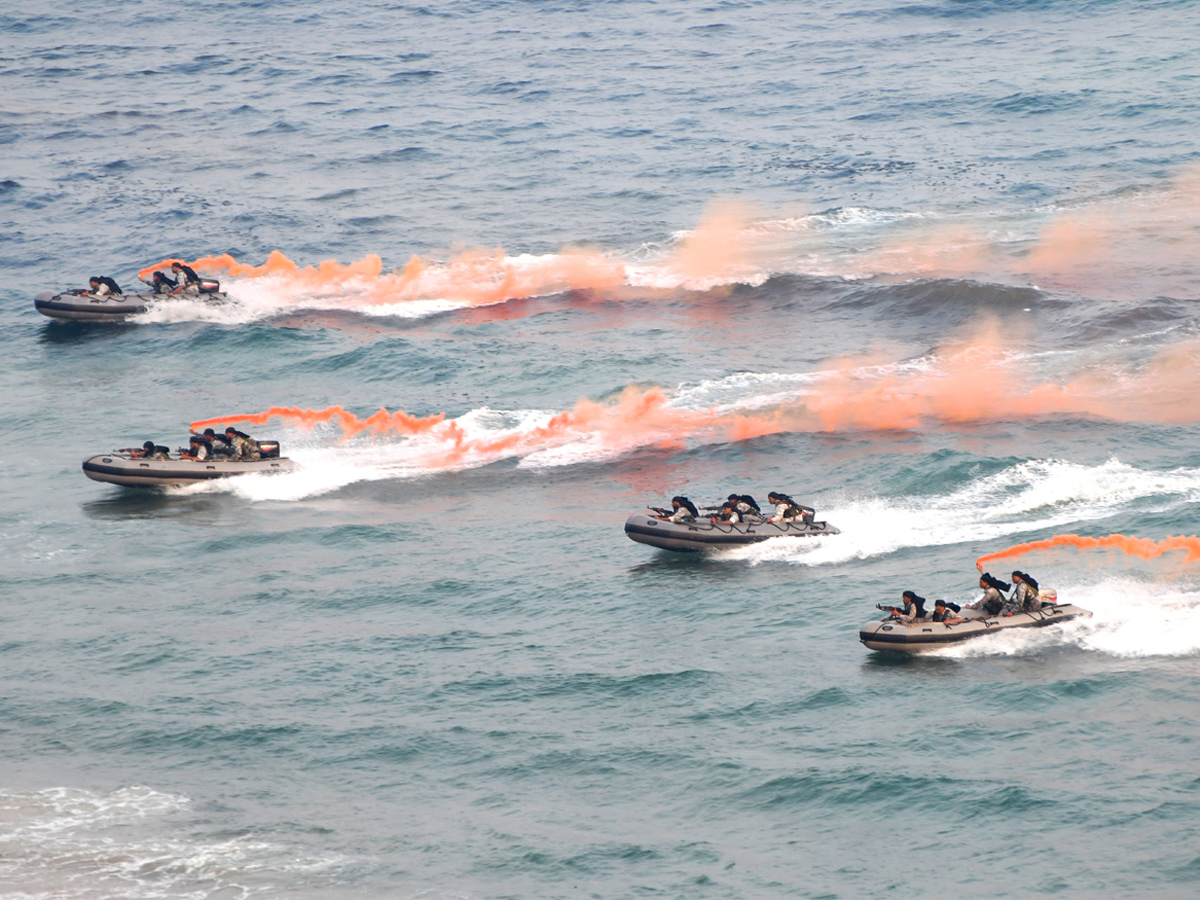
[258,440,281,459]
[198,278,221,294]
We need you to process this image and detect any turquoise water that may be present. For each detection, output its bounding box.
[3,2,1200,897]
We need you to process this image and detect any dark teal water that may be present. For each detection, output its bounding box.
[3,2,1200,897]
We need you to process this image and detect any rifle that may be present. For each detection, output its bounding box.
[648,506,672,517]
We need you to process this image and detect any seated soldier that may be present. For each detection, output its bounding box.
[930,599,964,624]
[893,591,928,625]
[655,496,699,523]
[87,275,123,297]
[766,491,815,524]
[721,494,763,523]
[224,427,261,461]
[180,434,212,461]
[1002,571,1042,616]
[969,573,1010,615]
[139,440,170,460]
[169,261,201,295]
[711,499,741,524]
[141,270,178,294]
[202,428,232,458]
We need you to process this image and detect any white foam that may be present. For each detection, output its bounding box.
[623,263,771,291]
[0,786,347,899]
[667,358,938,412]
[0,785,188,835]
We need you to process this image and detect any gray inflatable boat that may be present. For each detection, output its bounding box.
[83,444,294,488]
[35,282,227,322]
[859,602,1093,653]
[625,511,840,552]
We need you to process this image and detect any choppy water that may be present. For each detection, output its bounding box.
[4,1,1200,897]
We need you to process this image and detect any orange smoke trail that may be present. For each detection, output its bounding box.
[190,405,445,439]
[189,387,793,468]
[137,251,335,282]
[976,533,1200,571]
[434,386,787,464]
[139,247,626,309]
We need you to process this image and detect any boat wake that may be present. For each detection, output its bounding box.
[715,457,1200,567]
[933,578,1200,658]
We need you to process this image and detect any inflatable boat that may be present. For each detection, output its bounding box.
[859,602,1093,653]
[35,281,227,322]
[624,511,840,552]
[82,442,293,487]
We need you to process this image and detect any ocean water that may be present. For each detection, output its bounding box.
[3,1,1200,897]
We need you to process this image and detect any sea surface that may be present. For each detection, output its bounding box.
[3,1,1200,897]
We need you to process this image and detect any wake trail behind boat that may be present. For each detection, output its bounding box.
[935,578,1200,658]
[710,459,1200,567]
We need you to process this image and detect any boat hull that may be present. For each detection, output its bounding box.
[859,604,1093,653]
[35,290,228,322]
[82,454,296,488]
[624,512,840,552]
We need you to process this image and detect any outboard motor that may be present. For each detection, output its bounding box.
[258,440,281,459]
[198,278,221,294]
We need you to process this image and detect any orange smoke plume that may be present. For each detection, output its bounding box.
[802,317,1200,431]
[665,199,761,283]
[1022,163,1200,291]
[976,533,1200,571]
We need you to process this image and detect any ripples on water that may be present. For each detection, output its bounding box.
[3,1,1200,898]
